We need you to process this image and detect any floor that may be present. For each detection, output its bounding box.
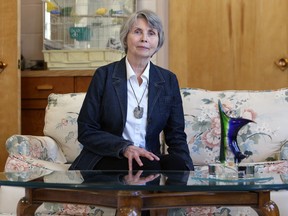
[0,186,24,215]
[0,212,16,215]
[0,212,15,215]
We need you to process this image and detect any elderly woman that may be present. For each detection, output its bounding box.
[69,9,193,172]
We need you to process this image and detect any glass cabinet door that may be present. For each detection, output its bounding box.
[43,0,136,69]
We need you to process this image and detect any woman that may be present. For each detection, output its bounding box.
[69,9,193,171]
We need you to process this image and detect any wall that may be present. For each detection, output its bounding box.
[21,0,43,69]
[21,0,168,69]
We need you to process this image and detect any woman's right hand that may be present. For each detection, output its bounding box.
[123,145,160,171]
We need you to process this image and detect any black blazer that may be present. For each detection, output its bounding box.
[69,57,193,170]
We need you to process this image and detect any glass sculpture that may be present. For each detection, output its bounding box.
[218,100,254,164]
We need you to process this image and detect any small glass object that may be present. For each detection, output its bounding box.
[208,163,255,180]
[208,163,224,178]
[238,164,255,178]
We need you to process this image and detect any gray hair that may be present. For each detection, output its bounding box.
[120,9,165,55]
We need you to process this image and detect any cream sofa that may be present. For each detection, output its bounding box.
[3,88,288,215]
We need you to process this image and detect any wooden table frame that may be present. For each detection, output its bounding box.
[17,188,279,216]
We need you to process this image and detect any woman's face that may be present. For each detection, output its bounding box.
[126,17,159,60]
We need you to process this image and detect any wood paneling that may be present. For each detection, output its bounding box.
[0,1,20,171]
[169,0,288,90]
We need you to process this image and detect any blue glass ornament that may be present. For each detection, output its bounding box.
[218,100,254,164]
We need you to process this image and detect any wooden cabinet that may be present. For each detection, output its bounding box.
[21,71,94,135]
[169,0,288,90]
[75,76,94,92]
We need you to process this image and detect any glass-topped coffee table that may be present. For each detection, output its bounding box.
[0,168,287,216]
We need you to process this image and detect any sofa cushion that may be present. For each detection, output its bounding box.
[44,93,86,163]
[181,88,288,165]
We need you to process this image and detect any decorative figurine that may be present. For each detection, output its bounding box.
[218,100,254,164]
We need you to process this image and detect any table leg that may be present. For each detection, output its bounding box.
[116,191,142,216]
[253,191,280,216]
[17,197,41,216]
[258,200,280,216]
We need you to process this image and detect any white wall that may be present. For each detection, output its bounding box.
[21,0,43,69]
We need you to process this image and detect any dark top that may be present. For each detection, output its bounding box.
[69,57,193,170]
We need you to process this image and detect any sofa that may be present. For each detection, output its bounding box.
[3,88,288,215]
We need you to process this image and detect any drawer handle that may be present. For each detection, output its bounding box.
[36,84,54,90]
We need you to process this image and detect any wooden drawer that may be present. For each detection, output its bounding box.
[21,74,93,135]
[75,76,92,92]
[21,99,49,109]
[21,77,74,99]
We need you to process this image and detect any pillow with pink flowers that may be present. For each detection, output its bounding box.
[44,93,86,163]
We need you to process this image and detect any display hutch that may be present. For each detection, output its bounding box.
[21,0,136,135]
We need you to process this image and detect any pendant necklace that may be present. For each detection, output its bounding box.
[129,79,148,119]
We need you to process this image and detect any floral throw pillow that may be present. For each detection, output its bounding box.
[181,88,288,165]
[44,93,86,163]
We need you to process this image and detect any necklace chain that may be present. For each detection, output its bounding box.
[129,79,148,108]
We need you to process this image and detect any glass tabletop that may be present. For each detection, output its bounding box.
[0,168,288,192]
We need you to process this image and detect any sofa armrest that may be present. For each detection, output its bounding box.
[5,154,69,172]
[5,135,67,163]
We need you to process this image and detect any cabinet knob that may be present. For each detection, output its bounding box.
[275,58,288,71]
[0,61,7,73]
[36,84,54,90]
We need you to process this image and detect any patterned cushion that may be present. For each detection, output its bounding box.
[181,88,288,165]
[5,135,67,163]
[44,93,86,163]
[35,202,116,216]
[5,154,69,172]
